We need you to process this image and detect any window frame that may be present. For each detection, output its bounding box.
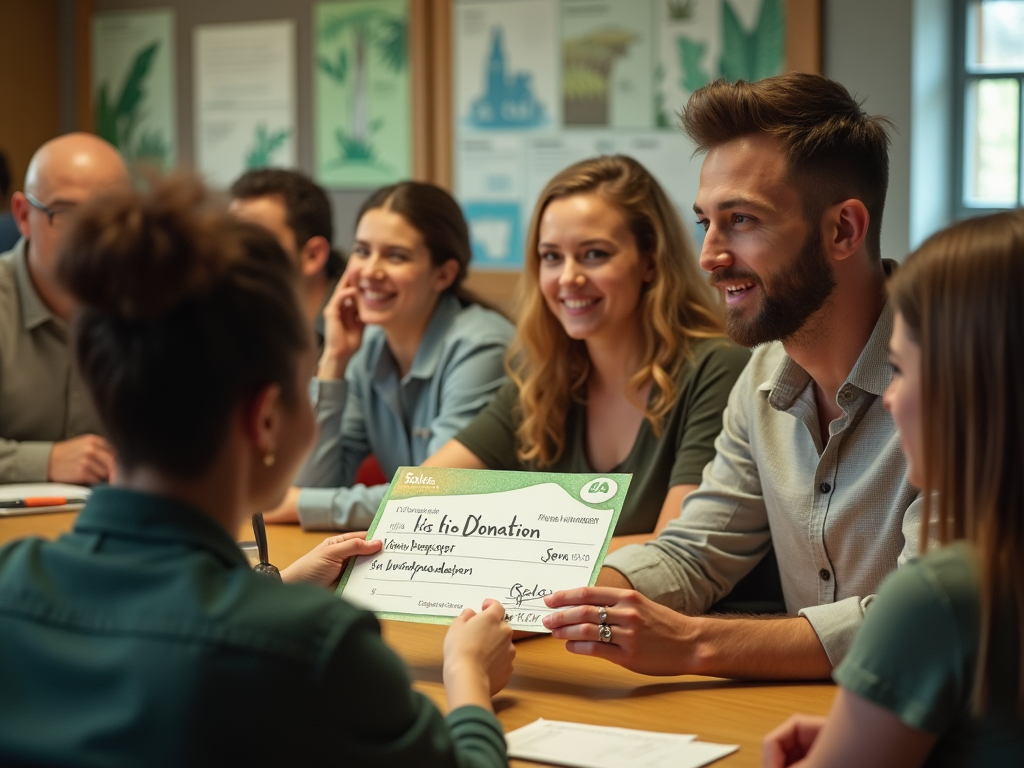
[953,0,1024,219]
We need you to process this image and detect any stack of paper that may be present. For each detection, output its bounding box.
[505,719,738,768]
[0,484,91,516]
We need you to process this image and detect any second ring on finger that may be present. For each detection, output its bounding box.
[597,605,609,625]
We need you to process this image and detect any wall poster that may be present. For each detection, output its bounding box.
[453,0,785,269]
[92,8,177,171]
[193,20,297,188]
[314,0,412,188]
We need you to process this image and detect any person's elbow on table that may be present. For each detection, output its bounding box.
[263,486,301,524]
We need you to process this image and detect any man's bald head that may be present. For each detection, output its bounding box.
[24,133,128,201]
[13,133,130,318]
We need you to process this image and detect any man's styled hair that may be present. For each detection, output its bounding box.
[682,73,892,262]
[230,168,344,278]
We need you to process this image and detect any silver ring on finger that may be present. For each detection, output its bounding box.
[598,623,612,643]
[598,605,609,625]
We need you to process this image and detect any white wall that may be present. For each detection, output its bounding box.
[823,0,915,261]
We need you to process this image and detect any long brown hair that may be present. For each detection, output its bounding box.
[509,155,724,466]
[889,209,1024,713]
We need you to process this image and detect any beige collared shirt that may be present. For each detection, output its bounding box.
[605,287,922,666]
[0,239,103,481]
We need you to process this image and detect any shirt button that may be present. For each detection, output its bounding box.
[819,482,831,494]
[819,569,831,581]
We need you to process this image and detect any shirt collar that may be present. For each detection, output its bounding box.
[759,259,899,408]
[371,292,462,385]
[13,239,55,331]
[73,486,248,569]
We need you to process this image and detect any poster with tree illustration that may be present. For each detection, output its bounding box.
[314,0,411,188]
[91,9,176,171]
[655,0,784,127]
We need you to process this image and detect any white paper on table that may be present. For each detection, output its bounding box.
[505,719,738,768]
[0,484,92,516]
[337,468,630,631]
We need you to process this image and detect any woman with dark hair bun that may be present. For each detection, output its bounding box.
[265,180,514,531]
[0,176,515,767]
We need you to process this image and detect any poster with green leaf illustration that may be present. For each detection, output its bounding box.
[314,0,411,187]
[655,0,784,127]
[91,9,176,170]
[193,21,297,188]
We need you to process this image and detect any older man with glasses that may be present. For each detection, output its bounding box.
[0,133,129,484]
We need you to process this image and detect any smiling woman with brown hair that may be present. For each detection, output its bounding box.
[427,155,749,537]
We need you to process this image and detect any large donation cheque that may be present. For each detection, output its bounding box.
[337,467,630,631]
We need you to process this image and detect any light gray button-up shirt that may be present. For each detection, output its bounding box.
[0,239,104,482]
[296,293,514,531]
[604,295,922,665]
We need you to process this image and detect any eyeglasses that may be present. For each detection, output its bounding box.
[25,192,76,228]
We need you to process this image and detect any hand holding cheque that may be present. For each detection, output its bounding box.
[338,468,631,631]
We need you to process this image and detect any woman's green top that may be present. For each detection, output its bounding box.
[835,542,1024,767]
[455,338,750,535]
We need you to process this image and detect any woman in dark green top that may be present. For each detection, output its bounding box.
[427,156,748,536]
[0,177,514,767]
[763,211,1024,766]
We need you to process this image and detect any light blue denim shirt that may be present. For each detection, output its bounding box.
[296,293,514,530]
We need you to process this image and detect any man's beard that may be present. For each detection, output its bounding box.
[711,231,837,348]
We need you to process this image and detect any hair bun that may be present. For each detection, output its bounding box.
[57,174,237,319]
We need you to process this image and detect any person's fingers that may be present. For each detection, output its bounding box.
[563,640,628,665]
[542,604,601,629]
[480,598,507,620]
[322,538,382,560]
[451,607,477,627]
[543,586,627,608]
[762,719,799,767]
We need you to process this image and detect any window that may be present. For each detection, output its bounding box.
[955,0,1024,215]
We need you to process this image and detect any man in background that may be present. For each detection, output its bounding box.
[0,133,129,483]
[229,169,344,347]
[0,151,20,253]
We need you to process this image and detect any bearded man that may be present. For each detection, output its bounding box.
[542,73,922,682]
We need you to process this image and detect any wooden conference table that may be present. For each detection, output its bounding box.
[0,511,836,768]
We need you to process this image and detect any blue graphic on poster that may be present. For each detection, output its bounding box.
[468,28,547,129]
[465,202,523,268]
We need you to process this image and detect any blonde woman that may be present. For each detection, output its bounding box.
[427,155,749,536]
[763,211,1024,766]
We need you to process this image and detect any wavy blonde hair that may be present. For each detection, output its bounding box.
[509,155,724,466]
[890,210,1024,714]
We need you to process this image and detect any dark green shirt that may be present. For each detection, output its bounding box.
[455,338,750,535]
[835,542,1024,767]
[0,486,507,767]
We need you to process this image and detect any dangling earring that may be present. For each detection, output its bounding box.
[263,453,276,468]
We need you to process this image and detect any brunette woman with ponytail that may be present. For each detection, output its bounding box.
[266,181,514,531]
[0,176,514,767]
